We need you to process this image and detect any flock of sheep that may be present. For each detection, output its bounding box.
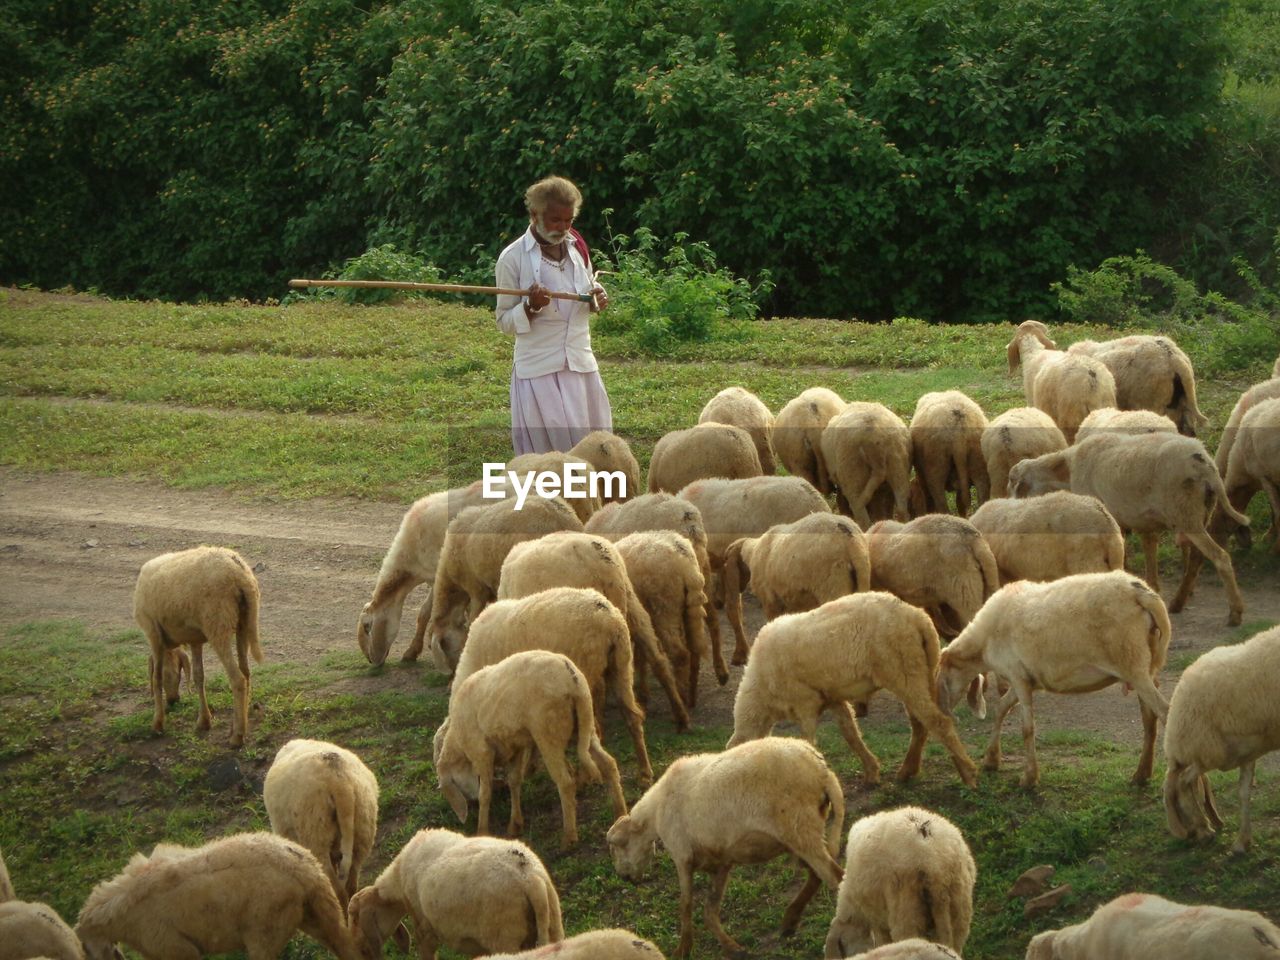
[2,324,1280,960]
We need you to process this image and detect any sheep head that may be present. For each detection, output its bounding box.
[348,886,411,960]
[75,930,124,960]
[823,918,874,959]
[357,603,399,667]
[606,815,656,881]
[936,648,986,719]
[1007,450,1071,499]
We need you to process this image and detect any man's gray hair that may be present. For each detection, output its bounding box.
[525,176,583,216]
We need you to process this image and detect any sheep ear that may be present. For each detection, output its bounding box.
[967,675,988,720]
[935,674,953,717]
[442,780,469,823]
[392,921,411,951]
[1006,338,1021,374]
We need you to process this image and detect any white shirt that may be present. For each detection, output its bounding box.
[495,227,603,379]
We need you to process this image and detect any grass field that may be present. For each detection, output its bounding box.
[1,286,1278,960]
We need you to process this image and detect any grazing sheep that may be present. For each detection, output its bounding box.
[1215,377,1280,478]
[347,829,562,960]
[1163,625,1280,853]
[647,423,762,494]
[75,833,359,960]
[607,738,844,959]
[722,513,870,664]
[698,386,777,475]
[1006,320,1064,405]
[1025,892,1280,959]
[133,545,263,747]
[825,807,975,957]
[937,571,1171,787]
[263,739,379,908]
[1032,353,1117,443]
[821,401,914,527]
[569,430,641,503]
[1074,407,1177,442]
[614,530,712,709]
[433,650,628,847]
[451,587,653,783]
[981,407,1067,499]
[497,531,689,729]
[845,940,962,960]
[727,592,979,787]
[969,493,1124,585]
[505,451,603,523]
[774,387,847,493]
[1068,333,1207,435]
[0,901,86,960]
[909,391,990,516]
[1007,432,1250,625]
[418,495,583,672]
[485,929,666,959]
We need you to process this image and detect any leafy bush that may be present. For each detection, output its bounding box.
[325,244,444,305]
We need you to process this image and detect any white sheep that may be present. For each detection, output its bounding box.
[969,492,1124,585]
[0,901,86,960]
[825,806,976,957]
[263,738,379,908]
[569,430,641,503]
[75,833,359,960]
[821,401,913,527]
[496,531,689,730]
[1032,352,1117,443]
[727,592,979,787]
[347,828,562,960]
[505,451,603,522]
[606,737,844,959]
[485,929,666,959]
[1073,407,1177,442]
[1215,377,1280,477]
[133,545,263,747]
[1218,396,1280,550]
[433,650,628,847]
[1163,625,1280,853]
[1006,431,1250,625]
[909,391,990,516]
[722,512,870,664]
[981,407,1067,499]
[1068,333,1207,435]
[774,386,846,493]
[1006,320,1064,405]
[698,385,777,474]
[647,423,763,494]
[937,571,1171,787]
[845,941,962,960]
[1025,892,1280,959]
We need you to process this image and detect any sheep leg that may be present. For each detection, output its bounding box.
[221,638,250,748]
[1203,773,1224,830]
[1133,697,1159,785]
[631,609,691,730]
[191,643,213,732]
[535,735,579,848]
[704,600,730,687]
[780,866,823,937]
[622,700,654,786]
[1014,680,1040,787]
[588,737,629,819]
[726,586,750,667]
[632,640,650,708]
[1234,761,1257,854]
[897,713,927,782]
[144,625,169,735]
[675,860,696,959]
[703,864,746,955]
[505,748,531,838]
[924,462,949,516]
[830,700,881,784]
[907,693,978,787]
[1139,531,1162,594]
[474,749,496,836]
[983,686,1022,771]
[403,586,434,662]
[1182,529,1245,625]
[411,917,440,960]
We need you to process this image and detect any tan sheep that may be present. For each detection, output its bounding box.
[1222,397,1280,549]
[726,592,979,787]
[722,513,870,664]
[451,587,653,783]
[606,737,844,959]
[569,430,641,503]
[646,423,763,494]
[1163,625,1280,853]
[433,650,628,847]
[1074,407,1177,442]
[133,545,263,747]
[418,494,583,672]
[909,391,990,516]
[981,407,1067,499]
[0,901,86,960]
[697,385,776,474]
[1006,319,1064,405]
[845,940,962,960]
[1006,432,1250,625]
[774,386,846,493]
[505,451,603,522]
[1214,377,1280,477]
[1025,892,1280,959]
[969,493,1125,585]
[485,929,666,959]
[937,571,1170,788]
[263,738,379,908]
[1032,353,1117,443]
[75,833,359,960]
[347,828,562,960]
[1068,333,1207,435]
[497,531,689,729]
[825,806,976,957]
[821,401,914,527]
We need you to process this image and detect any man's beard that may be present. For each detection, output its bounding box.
[536,216,567,244]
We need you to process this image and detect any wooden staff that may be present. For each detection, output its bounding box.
[287,278,595,303]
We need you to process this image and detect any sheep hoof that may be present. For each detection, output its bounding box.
[1229,843,1250,857]
[1019,772,1040,789]
[730,655,748,667]
[982,754,1001,771]
[1228,611,1243,627]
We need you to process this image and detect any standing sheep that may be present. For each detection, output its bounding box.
[1217,396,1280,550]
[485,929,666,959]
[1073,407,1177,442]
[0,848,85,960]
[1006,320,1115,443]
[1214,377,1280,477]
[1006,320,1064,405]
[909,391,990,516]
[647,423,763,494]
[505,451,603,522]
[821,402,914,527]
[969,493,1124,585]
[825,807,976,958]
[263,739,379,908]
[981,407,1067,499]
[569,430,641,503]
[607,738,844,959]
[347,829,562,960]
[133,545,263,747]
[774,386,847,493]
[698,386,777,475]
[1068,333,1207,435]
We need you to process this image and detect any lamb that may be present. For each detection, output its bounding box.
[843,941,962,960]
[606,737,845,959]
[1006,319,1064,405]
[1214,377,1280,477]
[133,545,263,747]
[451,587,653,783]
[1025,892,1280,959]
[347,828,562,960]
[726,592,979,788]
[1163,625,1280,853]
[698,385,777,474]
[569,430,641,503]
[1006,432,1250,624]
[820,401,913,527]
[432,650,628,847]
[646,423,762,494]
[969,493,1125,585]
[75,833,360,960]
[937,571,1171,787]
[418,494,583,672]
[773,386,846,493]
[0,848,85,960]
[496,531,689,729]
[1068,333,1207,435]
[505,451,603,522]
[1074,407,1177,442]
[263,738,379,908]
[484,929,666,959]
[825,806,976,957]
[1006,320,1116,442]
[722,513,870,664]
[909,390,990,515]
[981,407,1067,499]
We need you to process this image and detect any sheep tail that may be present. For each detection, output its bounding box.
[1206,462,1252,527]
[572,669,603,784]
[683,579,712,662]
[1132,581,1172,673]
[974,537,1000,601]
[525,873,559,946]
[237,581,264,667]
[331,776,358,891]
[1169,348,1208,431]
[608,627,646,725]
[822,768,845,861]
[722,538,748,625]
